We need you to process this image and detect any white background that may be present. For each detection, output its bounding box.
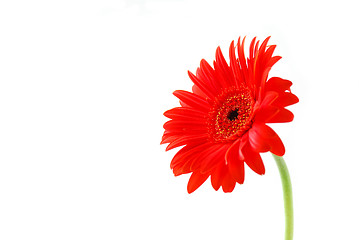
[0,0,358,239]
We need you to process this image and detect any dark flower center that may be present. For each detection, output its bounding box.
[227,108,239,121]
[208,87,254,142]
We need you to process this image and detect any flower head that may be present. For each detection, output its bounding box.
[161,37,298,193]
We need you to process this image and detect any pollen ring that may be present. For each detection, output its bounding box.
[208,87,253,142]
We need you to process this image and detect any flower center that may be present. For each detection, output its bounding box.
[227,108,239,121]
[208,87,253,142]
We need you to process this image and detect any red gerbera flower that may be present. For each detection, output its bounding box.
[161,37,298,193]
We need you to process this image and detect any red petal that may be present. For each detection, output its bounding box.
[266,77,292,92]
[254,91,279,123]
[267,56,282,68]
[192,84,207,99]
[200,144,228,173]
[173,90,210,112]
[163,119,206,130]
[210,163,226,191]
[261,90,279,106]
[200,59,222,92]
[229,41,242,87]
[262,125,285,156]
[264,45,276,62]
[224,139,245,184]
[173,158,194,176]
[250,122,274,138]
[165,134,208,151]
[249,37,257,60]
[242,143,265,175]
[255,105,279,123]
[162,127,205,139]
[187,171,210,193]
[161,134,175,144]
[228,157,245,184]
[253,40,259,58]
[161,127,207,144]
[195,69,215,98]
[258,36,271,55]
[173,155,197,176]
[171,143,213,175]
[267,108,294,123]
[274,93,299,107]
[224,139,241,164]
[249,125,271,153]
[249,123,285,156]
[214,47,234,88]
[188,70,215,99]
[170,144,199,169]
[163,107,206,120]
[270,138,285,156]
[190,144,226,172]
[221,169,236,193]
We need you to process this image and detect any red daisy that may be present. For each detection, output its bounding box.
[161,37,298,193]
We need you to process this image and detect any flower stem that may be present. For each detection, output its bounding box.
[272,153,294,240]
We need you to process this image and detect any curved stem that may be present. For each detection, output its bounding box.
[272,154,294,240]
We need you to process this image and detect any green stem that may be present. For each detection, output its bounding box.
[272,154,294,240]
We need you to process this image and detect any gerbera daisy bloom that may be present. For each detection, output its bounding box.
[161,36,298,193]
